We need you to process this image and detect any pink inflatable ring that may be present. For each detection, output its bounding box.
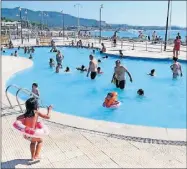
[13,120,49,138]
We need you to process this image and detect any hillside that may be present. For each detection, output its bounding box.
[2,7,106,27]
[2,7,185,30]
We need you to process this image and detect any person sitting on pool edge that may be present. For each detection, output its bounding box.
[103,92,119,108]
[148,69,155,76]
[97,67,103,74]
[49,58,55,68]
[76,65,87,72]
[137,89,144,96]
[64,67,70,72]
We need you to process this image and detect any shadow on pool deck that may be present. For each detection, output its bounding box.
[1,159,40,168]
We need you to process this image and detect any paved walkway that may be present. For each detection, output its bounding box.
[1,111,186,168]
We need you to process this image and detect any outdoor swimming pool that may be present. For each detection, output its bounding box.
[4,47,187,129]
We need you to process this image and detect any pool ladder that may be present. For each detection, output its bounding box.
[5,84,45,113]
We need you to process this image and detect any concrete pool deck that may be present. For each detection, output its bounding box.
[1,55,186,168]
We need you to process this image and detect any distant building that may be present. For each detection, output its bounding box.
[1,21,21,35]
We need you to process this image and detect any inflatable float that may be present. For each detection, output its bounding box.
[13,119,49,138]
[103,101,121,108]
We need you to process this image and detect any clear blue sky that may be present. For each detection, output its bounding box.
[2,1,186,27]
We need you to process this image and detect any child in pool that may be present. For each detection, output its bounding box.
[137,89,144,96]
[102,55,108,59]
[64,67,70,72]
[103,92,119,108]
[29,54,33,59]
[148,69,155,76]
[97,67,103,74]
[32,83,39,97]
[49,58,55,68]
[76,65,87,72]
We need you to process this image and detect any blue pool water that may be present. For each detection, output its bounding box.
[4,47,187,129]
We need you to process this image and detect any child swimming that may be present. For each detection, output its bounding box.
[102,55,108,59]
[29,54,33,59]
[148,69,155,76]
[137,89,144,96]
[64,67,70,72]
[97,67,103,74]
[49,58,55,68]
[76,65,87,72]
[103,92,120,108]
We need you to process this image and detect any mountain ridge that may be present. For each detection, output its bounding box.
[2,7,186,30]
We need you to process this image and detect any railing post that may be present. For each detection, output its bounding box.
[161,41,163,52]
[146,41,147,51]
[132,42,134,50]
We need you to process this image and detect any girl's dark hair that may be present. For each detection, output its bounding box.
[24,97,38,118]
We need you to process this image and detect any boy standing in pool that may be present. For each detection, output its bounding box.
[87,55,98,80]
[112,60,133,89]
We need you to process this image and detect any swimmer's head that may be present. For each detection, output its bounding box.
[106,55,108,58]
[98,59,101,63]
[93,50,95,53]
[66,67,70,71]
[137,89,144,96]
[32,83,38,88]
[115,60,121,66]
[89,54,94,60]
[50,58,53,62]
[97,67,101,71]
[81,65,85,69]
[173,57,178,62]
[150,69,155,75]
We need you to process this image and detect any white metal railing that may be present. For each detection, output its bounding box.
[5,84,45,113]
